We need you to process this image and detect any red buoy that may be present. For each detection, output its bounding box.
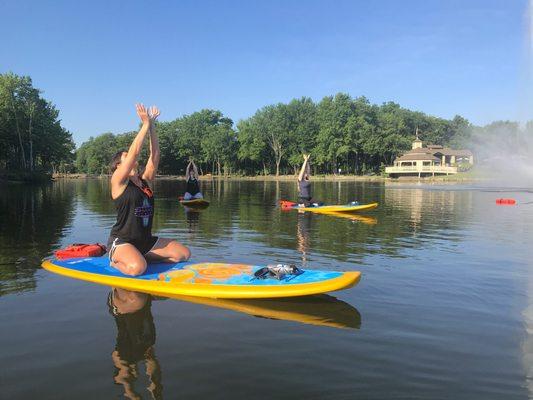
[496,198,516,205]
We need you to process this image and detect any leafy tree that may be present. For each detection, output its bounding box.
[201,122,237,175]
[237,118,270,175]
[239,104,294,176]
[285,97,318,172]
[0,72,74,174]
[315,93,355,173]
[74,92,486,176]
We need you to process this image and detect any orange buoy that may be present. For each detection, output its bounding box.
[496,198,516,205]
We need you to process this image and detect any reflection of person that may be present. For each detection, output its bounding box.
[108,104,190,276]
[297,213,312,267]
[108,288,162,400]
[184,159,203,200]
[297,154,317,207]
[185,209,200,233]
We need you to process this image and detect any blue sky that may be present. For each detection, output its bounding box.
[1,0,529,144]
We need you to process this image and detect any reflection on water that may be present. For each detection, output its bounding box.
[108,289,162,400]
[183,208,202,234]
[166,292,361,330]
[107,287,360,399]
[0,182,75,295]
[296,213,312,268]
[321,211,378,225]
[0,179,532,399]
[526,270,533,398]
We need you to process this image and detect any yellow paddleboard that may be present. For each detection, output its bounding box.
[297,202,378,214]
[42,258,361,299]
[179,198,210,208]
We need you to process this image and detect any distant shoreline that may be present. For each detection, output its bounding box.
[51,172,482,183]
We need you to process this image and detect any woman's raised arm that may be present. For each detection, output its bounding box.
[112,104,151,188]
[142,106,161,186]
[191,159,199,179]
[298,154,310,182]
[185,160,192,180]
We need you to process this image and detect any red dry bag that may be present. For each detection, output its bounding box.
[55,243,107,260]
[279,200,297,209]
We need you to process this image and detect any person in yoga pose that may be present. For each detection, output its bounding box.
[184,159,203,200]
[297,154,318,207]
[108,104,190,276]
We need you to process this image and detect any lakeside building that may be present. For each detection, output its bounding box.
[385,134,473,178]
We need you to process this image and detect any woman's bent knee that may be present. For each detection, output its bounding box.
[169,244,190,262]
[182,246,191,261]
[124,259,147,276]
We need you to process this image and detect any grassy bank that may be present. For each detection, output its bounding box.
[51,172,485,183]
[1,170,53,183]
[52,173,385,181]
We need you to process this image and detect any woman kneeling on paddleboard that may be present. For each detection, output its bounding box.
[108,104,190,276]
[184,159,203,200]
[298,154,318,207]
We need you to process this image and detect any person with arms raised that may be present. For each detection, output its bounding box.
[184,159,203,200]
[297,154,318,207]
[108,104,190,276]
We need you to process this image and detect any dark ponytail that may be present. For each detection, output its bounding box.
[110,151,125,173]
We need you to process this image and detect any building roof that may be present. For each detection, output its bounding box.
[396,153,441,162]
[395,145,472,162]
[443,149,473,157]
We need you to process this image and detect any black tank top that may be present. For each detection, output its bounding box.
[110,179,154,243]
[186,178,200,196]
[299,180,311,199]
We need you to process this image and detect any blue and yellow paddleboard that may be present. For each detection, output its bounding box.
[41,258,360,299]
[297,202,378,214]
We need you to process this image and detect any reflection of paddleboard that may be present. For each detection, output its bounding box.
[179,198,210,208]
[42,258,361,299]
[281,200,378,214]
[320,211,378,225]
[166,293,361,329]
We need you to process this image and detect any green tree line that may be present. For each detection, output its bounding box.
[77,93,480,176]
[4,72,528,178]
[0,72,75,176]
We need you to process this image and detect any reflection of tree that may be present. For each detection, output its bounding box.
[0,181,75,296]
[235,181,472,262]
[74,178,115,215]
[234,181,383,262]
[75,179,472,265]
[76,178,229,240]
[383,185,472,240]
[108,289,162,400]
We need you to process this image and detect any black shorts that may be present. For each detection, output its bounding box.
[107,236,159,260]
[298,196,313,206]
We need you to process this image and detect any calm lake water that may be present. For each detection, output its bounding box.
[0,179,532,399]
